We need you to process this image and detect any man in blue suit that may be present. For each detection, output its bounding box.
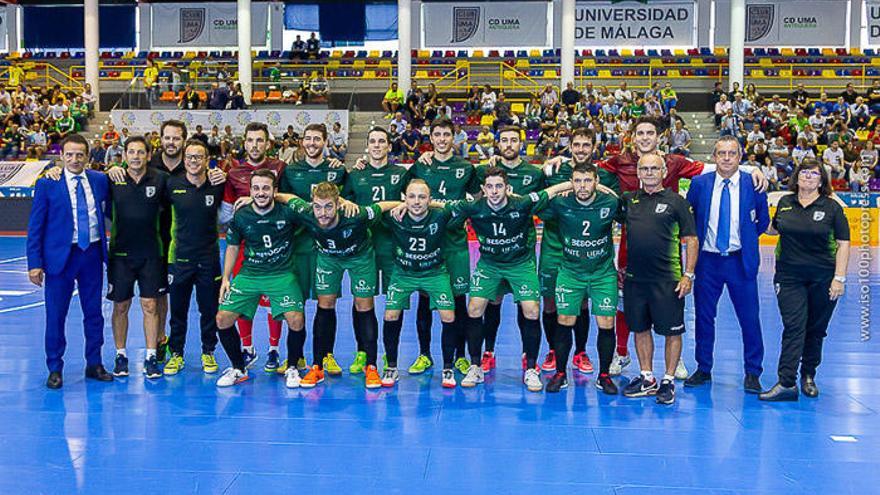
[685,135,770,393]
[27,134,113,389]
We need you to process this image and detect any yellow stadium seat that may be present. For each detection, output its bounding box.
[118,71,133,80]
[327,60,340,69]
[504,70,517,80]
[515,59,530,69]
[378,59,392,67]
[781,48,795,56]
[598,70,612,78]
[353,60,366,68]
[526,144,536,155]
[529,49,541,58]
[667,69,681,78]
[649,59,664,67]
[363,70,377,79]
[368,50,380,58]
[822,48,835,56]
[331,50,342,58]
[780,69,792,78]
[472,50,485,58]
[714,47,726,56]
[123,51,135,59]
[456,59,469,68]
[850,47,863,56]
[543,70,558,79]
[751,69,765,78]
[582,59,596,67]
[183,51,196,59]
[621,49,633,57]
[415,70,429,79]
[821,69,837,78]
[673,49,686,56]
[480,114,495,126]
[690,58,704,66]
[418,50,430,58]
[817,144,828,154]
[759,58,773,67]
[511,103,525,114]
[872,58,880,66]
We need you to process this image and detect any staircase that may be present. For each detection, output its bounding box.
[345,111,386,165]
[683,111,719,162]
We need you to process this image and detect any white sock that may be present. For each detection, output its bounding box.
[663,374,675,382]
[640,370,654,381]
[116,348,127,357]
[269,345,279,352]
[146,349,157,360]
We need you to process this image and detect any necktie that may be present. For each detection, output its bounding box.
[717,178,731,254]
[74,176,91,250]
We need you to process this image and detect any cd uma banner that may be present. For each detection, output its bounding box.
[152,3,268,47]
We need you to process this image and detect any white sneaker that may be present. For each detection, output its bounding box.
[441,368,456,388]
[609,352,631,376]
[523,368,543,392]
[675,360,689,380]
[285,367,301,388]
[381,367,399,387]
[216,368,248,387]
[461,364,484,388]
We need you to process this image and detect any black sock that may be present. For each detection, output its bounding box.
[441,320,457,369]
[597,326,615,375]
[383,318,403,368]
[454,295,468,359]
[325,307,337,357]
[351,304,364,352]
[218,325,246,371]
[313,307,335,366]
[554,323,574,374]
[521,317,540,369]
[574,307,590,354]
[483,303,501,353]
[357,309,378,366]
[542,310,557,350]
[416,294,433,355]
[517,305,526,352]
[287,328,305,364]
[466,315,484,364]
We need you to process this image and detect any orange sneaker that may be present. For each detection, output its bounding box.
[300,365,325,388]
[364,364,382,389]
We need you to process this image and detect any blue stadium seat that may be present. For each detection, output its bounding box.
[457,50,468,58]
[160,51,172,59]
[647,49,659,57]
[382,51,393,58]
[700,47,712,55]
[808,48,821,56]
[516,50,527,58]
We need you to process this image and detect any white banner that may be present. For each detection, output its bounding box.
[866,0,880,46]
[421,2,550,48]
[0,7,7,53]
[110,110,349,141]
[151,3,268,47]
[574,1,695,47]
[0,161,50,188]
[715,1,847,47]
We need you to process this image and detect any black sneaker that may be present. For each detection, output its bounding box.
[263,350,281,373]
[595,373,619,395]
[156,336,170,363]
[144,356,162,380]
[113,354,129,377]
[656,379,675,405]
[623,375,658,397]
[546,372,569,393]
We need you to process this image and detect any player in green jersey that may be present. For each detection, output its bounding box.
[344,126,412,374]
[216,169,305,388]
[538,162,624,394]
[277,123,347,375]
[275,182,401,389]
[380,180,460,388]
[446,167,572,392]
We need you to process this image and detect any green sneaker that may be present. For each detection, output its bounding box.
[382,354,389,371]
[408,354,434,375]
[163,354,185,375]
[156,336,170,363]
[296,357,308,372]
[201,353,219,374]
[323,353,343,376]
[349,351,367,374]
[455,357,471,375]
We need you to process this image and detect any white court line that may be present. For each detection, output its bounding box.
[0,256,26,265]
[0,290,76,314]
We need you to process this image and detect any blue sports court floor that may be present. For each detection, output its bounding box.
[1,235,879,494]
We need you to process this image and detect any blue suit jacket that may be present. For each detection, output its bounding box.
[686,171,770,279]
[27,170,109,275]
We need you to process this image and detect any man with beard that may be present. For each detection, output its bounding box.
[277,124,347,375]
[344,128,414,373]
[219,122,289,373]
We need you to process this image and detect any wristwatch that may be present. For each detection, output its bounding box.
[833,275,846,283]
[684,272,695,281]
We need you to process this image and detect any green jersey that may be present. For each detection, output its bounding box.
[226,203,298,275]
[288,198,381,257]
[542,161,620,253]
[539,192,622,273]
[384,207,453,273]
[448,191,548,265]
[474,160,545,195]
[410,156,478,249]
[279,159,347,254]
[343,163,411,204]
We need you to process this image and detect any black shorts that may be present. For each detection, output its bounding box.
[623,280,685,337]
[107,257,168,302]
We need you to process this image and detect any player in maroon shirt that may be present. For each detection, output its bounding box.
[220,122,289,372]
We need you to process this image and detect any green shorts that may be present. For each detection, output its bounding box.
[538,245,563,299]
[555,264,618,317]
[293,252,317,300]
[470,257,540,303]
[444,247,471,296]
[374,247,394,295]
[315,249,377,299]
[220,272,304,320]
[385,267,455,311]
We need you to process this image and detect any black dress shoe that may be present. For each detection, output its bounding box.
[801,376,819,398]
[85,365,114,382]
[684,370,712,387]
[759,382,798,402]
[46,372,63,389]
[743,374,762,394]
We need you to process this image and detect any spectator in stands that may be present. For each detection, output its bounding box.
[465,86,481,118]
[812,92,832,116]
[766,94,787,119]
[425,83,439,107]
[791,136,815,168]
[714,93,731,128]
[822,139,845,178]
[70,95,88,131]
[808,107,827,143]
[291,35,306,60]
[328,122,347,161]
[493,92,513,131]
[866,80,880,114]
[104,139,124,167]
[307,75,329,101]
[101,123,120,148]
[850,96,870,130]
[760,153,781,191]
[229,83,246,109]
[601,96,620,117]
[602,113,619,144]
[220,125,239,157]
[540,84,559,112]
[536,124,556,157]
[668,120,691,156]
[79,83,95,117]
[789,109,809,133]
[555,125,571,157]
[401,122,421,160]
[790,82,810,113]
[744,83,762,107]
[453,123,469,157]
[7,64,24,89]
[843,140,860,174]
[732,92,751,118]
[278,138,295,165]
[389,124,402,158]
[144,59,159,103]
[827,120,854,147]
[382,82,405,118]
[207,126,222,157]
[849,159,872,192]
[481,84,497,114]
[435,97,452,120]
[207,82,229,110]
[561,82,580,114]
[745,123,765,153]
[768,136,792,178]
[524,95,542,129]
[840,82,859,105]
[26,123,47,160]
[860,139,879,177]
[660,82,678,113]
[281,125,300,149]
[192,125,209,146]
[832,96,852,125]
[389,112,406,136]
[720,108,742,140]
[644,94,663,118]
[475,125,495,159]
[405,87,424,124]
[614,81,632,103]
[178,84,200,110]
[36,99,52,122]
[306,32,321,58]
[709,81,725,111]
